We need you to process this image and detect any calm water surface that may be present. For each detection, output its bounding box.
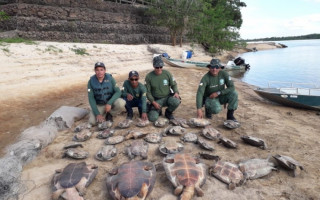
[237,39,320,88]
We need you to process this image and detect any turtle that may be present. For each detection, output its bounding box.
[126,140,149,159]
[273,154,304,177]
[180,132,198,143]
[238,157,276,180]
[52,162,98,200]
[188,118,211,127]
[73,122,90,133]
[106,160,156,200]
[62,148,89,160]
[197,139,215,151]
[105,135,125,145]
[218,137,237,149]
[169,118,190,128]
[223,120,240,129]
[96,128,115,139]
[72,129,92,142]
[163,153,206,200]
[95,145,117,161]
[159,140,184,155]
[208,160,244,190]
[241,135,267,150]
[136,119,150,127]
[117,119,133,129]
[144,133,162,144]
[63,142,83,149]
[98,121,113,130]
[166,126,186,136]
[161,125,173,137]
[125,130,149,140]
[198,152,220,161]
[201,125,221,140]
[154,118,169,127]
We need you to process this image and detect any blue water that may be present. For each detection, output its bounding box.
[237,39,320,88]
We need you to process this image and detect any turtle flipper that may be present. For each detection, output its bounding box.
[180,186,195,199]
[228,183,236,190]
[137,183,148,198]
[52,188,64,200]
[174,185,183,195]
[195,184,204,197]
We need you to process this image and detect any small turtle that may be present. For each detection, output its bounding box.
[163,153,206,199]
[63,148,89,159]
[105,135,125,145]
[273,154,304,177]
[154,118,169,127]
[52,162,98,200]
[198,152,220,161]
[125,130,149,140]
[95,145,117,161]
[238,157,276,180]
[170,118,190,128]
[188,118,211,127]
[72,129,92,142]
[223,120,240,129]
[136,119,150,127]
[197,139,215,151]
[144,133,162,144]
[218,137,237,149]
[126,140,149,159]
[161,125,173,137]
[202,125,221,140]
[96,128,115,139]
[167,126,186,136]
[241,135,267,150]
[117,119,133,129]
[73,122,90,133]
[180,132,198,143]
[209,160,244,190]
[106,161,156,200]
[63,142,83,149]
[98,121,113,130]
[159,140,184,155]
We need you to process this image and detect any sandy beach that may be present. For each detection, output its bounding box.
[0,41,319,200]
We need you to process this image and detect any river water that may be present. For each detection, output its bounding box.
[236,39,320,88]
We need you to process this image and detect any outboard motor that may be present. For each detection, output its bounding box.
[234,57,245,66]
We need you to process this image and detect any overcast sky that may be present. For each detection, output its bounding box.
[239,0,320,39]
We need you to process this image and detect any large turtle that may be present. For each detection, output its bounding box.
[238,157,276,180]
[106,160,156,200]
[52,162,98,200]
[273,154,304,177]
[163,153,206,200]
[241,135,267,150]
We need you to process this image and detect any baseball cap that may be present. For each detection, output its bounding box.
[153,56,164,68]
[94,62,105,69]
[207,59,222,68]
[129,70,139,78]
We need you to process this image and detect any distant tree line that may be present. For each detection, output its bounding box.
[244,33,320,42]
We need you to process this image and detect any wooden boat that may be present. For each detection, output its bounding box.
[162,57,248,71]
[254,82,320,111]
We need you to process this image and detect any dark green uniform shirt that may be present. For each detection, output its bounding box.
[196,70,235,109]
[87,74,121,116]
[145,69,179,103]
[121,80,147,113]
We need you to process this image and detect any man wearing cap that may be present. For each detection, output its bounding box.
[87,62,126,125]
[121,70,148,120]
[196,59,238,121]
[145,56,181,122]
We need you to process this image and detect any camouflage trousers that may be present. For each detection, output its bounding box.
[204,90,238,114]
[88,98,126,125]
[148,96,181,122]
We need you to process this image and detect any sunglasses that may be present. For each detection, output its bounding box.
[155,66,163,69]
[130,78,139,81]
[209,65,220,69]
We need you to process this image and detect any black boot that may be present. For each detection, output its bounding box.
[159,108,162,116]
[227,110,237,122]
[126,112,133,120]
[106,113,113,122]
[165,109,174,120]
[205,108,212,119]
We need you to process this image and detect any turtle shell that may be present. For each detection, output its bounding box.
[273,154,304,171]
[188,118,211,127]
[180,132,198,143]
[202,126,221,140]
[117,119,133,129]
[96,128,115,139]
[144,133,162,143]
[223,120,240,129]
[170,118,189,128]
[63,148,89,159]
[218,137,237,149]
[105,135,125,145]
[106,161,156,199]
[136,119,150,127]
[241,135,267,150]
[95,145,117,161]
[198,139,215,151]
[238,158,276,179]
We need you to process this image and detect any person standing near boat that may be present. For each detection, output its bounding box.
[145,56,181,122]
[87,62,126,125]
[121,70,148,120]
[196,59,238,121]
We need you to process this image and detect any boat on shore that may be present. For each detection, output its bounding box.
[254,82,320,111]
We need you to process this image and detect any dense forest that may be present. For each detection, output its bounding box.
[244,33,320,42]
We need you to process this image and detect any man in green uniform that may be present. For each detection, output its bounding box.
[145,56,181,122]
[196,59,238,121]
[121,70,148,120]
[87,62,126,125]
